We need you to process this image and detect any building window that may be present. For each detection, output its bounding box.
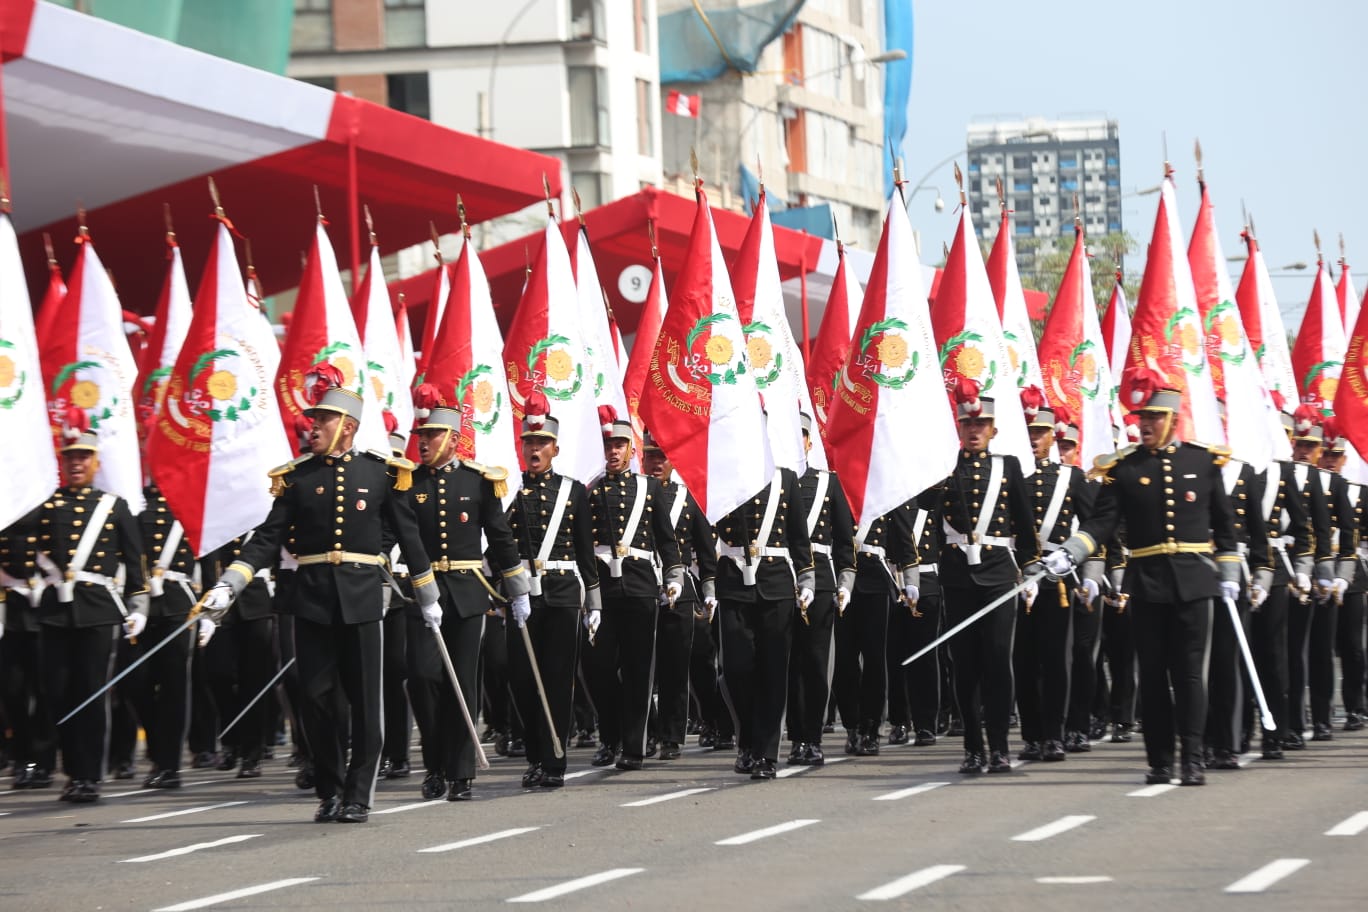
[386,72,429,120]
[1012,154,1030,169]
[384,0,426,48]
[785,108,807,175]
[570,0,605,41]
[292,0,332,52]
[1059,157,1078,169]
[635,79,654,157]
[568,66,609,147]
[633,0,650,53]
[570,171,604,208]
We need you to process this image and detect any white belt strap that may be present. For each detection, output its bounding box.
[669,484,689,530]
[150,520,186,598]
[42,493,117,603]
[952,456,1004,566]
[806,471,830,537]
[1221,460,1242,496]
[529,476,573,595]
[1263,466,1282,527]
[912,508,929,549]
[598,476,650,579]
[811,542,832,556]
[1037,464,1073,548]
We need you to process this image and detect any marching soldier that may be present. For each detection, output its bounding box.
[886,503,942,747]
[1321,422,1367,731]
[1284,405,1334,749]
[586,407,683,770]
[789,415,855,766]
[1048,374,1240,786]
[1310,418,1353,741]
[1059,419,1107,752]
[506,396,600,788]
[1,506,56,789]
[202,369,440,823]
[379,417,413,780]
[918,383,1040,775]
[36,412,149,803]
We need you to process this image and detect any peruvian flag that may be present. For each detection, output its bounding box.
[0,213,59,527]
[731,191,821,470]
[135,235,193,424]
[147,220,290,555]
[1187,176,1285,470]
[624,250,667,443]
[1101,272,1131,431]
[276,220,387,453]
[1235,229,1299,407]
[504,216,602,485]
[38,232,143,512]
[1337,250,1360,353]
[352,242,413,441]
[985,203,1045,394]
[825,191,957,533]
[569,222,630,422]
[395,295,417,397]
[1120,175,1223,445]
[805,239,862,449]
[1039,224,1120,468]
[33,240,67,347]
[1291,251,1346,411]
[932,202,1032,473]
[639,183,773,522]
[666,89,700,118]
[1332,280,1368,466]
[416,248,450,377]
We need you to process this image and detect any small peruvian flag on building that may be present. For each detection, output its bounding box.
[666,89,701,118]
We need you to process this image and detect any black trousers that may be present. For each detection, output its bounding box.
[508,599,580,773]
[899,589,943,734]
[409,612,484,780]
[1308,596,1338,728]
[654,600,695,746]
[689,609,727,736]
[1068,596,1103,734]
[787,592,836,745]
[1338,591,1366,716]
[944,581,1016,754]
[1287,596,1312,733]
[1205,596,1249,755]
[1132,596,1212,768]
[583,596,658,759]
[295,616,383,806]
[481,614,518,737]
[41,624,118,780]
[833,590,889,732]
[1100,600,1137,726]
[206,616,276,762]
[107,637,140,768]
[1,626,56,771]
[381,607,411,763]
[125,616,195,772]
[1252,586,1291,740]
[1013,587,1074,744]
[885,595,913,727]
[720,596,792,762]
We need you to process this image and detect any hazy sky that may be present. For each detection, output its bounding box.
[900,0,1366,327]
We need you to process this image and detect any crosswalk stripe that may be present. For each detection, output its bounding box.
[857,865,966,900]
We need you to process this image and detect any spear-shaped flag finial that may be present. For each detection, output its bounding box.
[953,161,965,205]
[457,194,470,240]
[1314,228,1322,261]
[1194,138,1204,182]
[572,186,586,225]
[364,203,376,246]
[429,221,443,264]
[163,203,177,248]
[75,205,89,242]
[542,173,555,218]
[313,185,326,224]
[647,218,658,259]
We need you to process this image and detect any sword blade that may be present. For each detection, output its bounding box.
[902,570,1046,666]
[431,625,491,770]
[218,657,296,739]
[57,611,199,726]
[1225,596,1276,732]
[519,622,564,759]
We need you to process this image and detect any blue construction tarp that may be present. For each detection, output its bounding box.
[660,0,807,84]
[883,1,914,199]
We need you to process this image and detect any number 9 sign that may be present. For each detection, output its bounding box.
[617,265,653,304]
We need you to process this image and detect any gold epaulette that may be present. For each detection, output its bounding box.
[1206,444,1233,467]
[462,459,510,499]
[369,449,416,492]
[267,455,313,497]
[1087,446,1135,482]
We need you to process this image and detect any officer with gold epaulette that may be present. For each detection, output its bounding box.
[0,505,56,789]
[1048,372,1241,786]
[36,410,148,803]
[202,367,438,823]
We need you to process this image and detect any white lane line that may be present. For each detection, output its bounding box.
[419,827,540,853]
[621,787,714,807]
[123,801,248,823]
[1011,815,1095,842]
[1127,783,1178,797]
[1325,811,1368,836]
[373,800,446,816]
[775,756,851,778]
[857,864,965,900]
[563,769,608,781]
[507,867,644,903]
[1036,876,1114,884]
[155,877,319,911]
[103,778,234,799]
[873,781,951,801]
[1224,859,1310,893]
[715,819,819,846]
[121,834,260,863]
[0,811,9,817]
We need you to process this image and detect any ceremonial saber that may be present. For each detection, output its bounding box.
[218,657,295,739]
[1226,597,1276,731]
[519,623,564,759]
[902,570,1047,666]
[431,626,490,770]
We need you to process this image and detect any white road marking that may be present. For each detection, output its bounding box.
[1036,876,1113,884]
[715,819,820,846]
[621,787,714,807]
[419,827,540,853]
[857,864,965,900]
[775,756,850,778]
[563,769,608,781]
[1224,858,1310,893]
[507,867,644,903]
[1237,752,1259,768]
[1011,815,1095,842]
[873,782,950,801]
[103,778,234,799]
[121,834,260,863]
[1324,811,1368,836]
[1127,783,1178,797]
[123,801,248,823]
[155,877,319,911]
[373,800,446,815]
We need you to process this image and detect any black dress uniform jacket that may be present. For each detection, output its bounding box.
[507,469,600,609]
[0,507,45,633]
[657,479,717,604]
[1032,459,1095,551]
[37,485,147,627]
[589,471,683,599]
[140,487,198,619]
[853,502,917,596]
[1264,461,1314,585]
[202,536,274,624]
[798,467,856,595]
[919,450,1040,587]
[714,468,815,602]
[1225,461,1272,579]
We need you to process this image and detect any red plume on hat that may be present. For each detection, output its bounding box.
[1270,389,1287,413]
[306,361,345,405]
[1292,403,1319,437]
[60,404,89,442]
[1052,404,1075,440]
[1321,414,1341,447]
[412,383,444,421]
[599,404,618,435]
[1123,365,1167,408]
[382,409,399,435]
[1019,385,1047,421]
[524,390,550,429]
[954,377,983,416]
[1123,412,1141,443]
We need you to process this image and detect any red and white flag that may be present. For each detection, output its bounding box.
[276,220,387,453]
[1100,272,1131,432]
[352,242,413,442]
[731,191,820,470]
[639,184,773,522]
[395,295,416,395]
[570,223,630,422]
[1291,250,1346,411]
[825,192,956,533]
[1120,174,1223,445]
[504,216,602,484]
[0,213,59,527]
[147,220,290,554]
[985,203,1045,394]
[624,250,667,447]
[1333,276,1368,466]
[806,239,862,449]
[1337,246,1360,331]
[1038,223,1120,468]
[39,231,143,512]
[666,89,700,118]
[135,234,193,424]
[416,248,450,378]
[1234,229,1299,407]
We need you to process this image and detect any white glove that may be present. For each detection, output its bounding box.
[1043,551,1073,578]
[836,587,851,615]
[1220,580,1241,603]
[584,608,601,640]
[421,602,443,629]
[1080,578,1100,603]
[197,617,216,647]
[1333,578,1349,600]
[798,587,814,610]
[665,581,682,604]
[1250,585,1269,608]
[903,584,920,604]
[1316,577,1334,595]
[1023,581,1039,608]
[202,583,233,621]
[703,596,718,622]
[511,593,532,628]
[124,611,148,640]
[1295,572,1312,593]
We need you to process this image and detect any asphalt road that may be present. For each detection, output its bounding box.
[1,721,1365,911]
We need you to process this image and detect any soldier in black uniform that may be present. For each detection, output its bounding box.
[789,415,854,766]
[506,398,600,788]
[1,506,56,788]
[1050,379,1241,786]
[1058,419,1107,753]
[1309,419,1353,741]
[379,421,413,780]
[1284,407,1334,749]
[887,503,942,747]
[918,386,1040,774]
[406,403,528,801]
[36,416,148,803]
[586,408,683,770]
[203,375,439,823]
[1321,424,1367,731]
[641,428,716,761]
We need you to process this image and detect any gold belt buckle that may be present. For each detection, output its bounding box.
[748,543,759,558]
[533,559,544,571]
[615,544,628,558]
[64,569,75,582]
[152,566,165,578]
[327,550,344,565]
